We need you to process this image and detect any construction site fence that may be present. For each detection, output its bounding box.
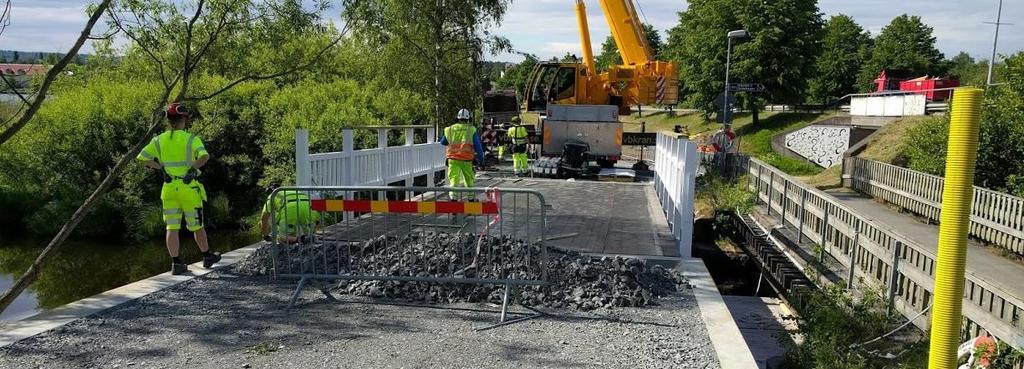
[725,156,1024,348]
[268,186,548,289]
[295,127,447,188]
[845,156,1024,257]
[654,133,698,257]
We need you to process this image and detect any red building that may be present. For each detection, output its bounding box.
[0,63,48,75]
[899,76,960,101]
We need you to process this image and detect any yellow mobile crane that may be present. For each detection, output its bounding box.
[523,0,679,114]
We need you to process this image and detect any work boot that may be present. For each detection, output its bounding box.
[171,263,188,275]
[202,252,222,269]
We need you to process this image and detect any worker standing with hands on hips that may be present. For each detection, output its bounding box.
[136,102,220,275]
[509,116,529,176]
[440,108,485,199]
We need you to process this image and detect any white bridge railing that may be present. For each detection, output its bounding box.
[295,126,446,187]
[654,133,698,257]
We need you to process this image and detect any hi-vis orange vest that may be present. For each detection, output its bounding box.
[444,123,476,161]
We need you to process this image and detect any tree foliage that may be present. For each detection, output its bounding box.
[495,53,538,98]
[595,23,663,72]
[807,15,872,103]
[903,52,1024,196]
[341,0,511,128]
[946,51,991,87]
[664,0,822,119]
[857,14,945,91]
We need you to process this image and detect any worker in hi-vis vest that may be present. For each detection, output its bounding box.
[136,102,221,275]
[509,116,529,176]
[440,108,485,199]
[260,186,320,244]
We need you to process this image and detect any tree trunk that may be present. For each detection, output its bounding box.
[0,90,173,314]
[0,0,113,146]
[750,97,760,125]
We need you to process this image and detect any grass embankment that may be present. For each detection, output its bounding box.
[800,116,932,189]
[622,110,829,175]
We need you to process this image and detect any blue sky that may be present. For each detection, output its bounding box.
[0,0,1019,64]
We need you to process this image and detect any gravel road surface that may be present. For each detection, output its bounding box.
[0,268,719,369]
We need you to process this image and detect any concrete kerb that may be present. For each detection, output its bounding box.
[0,242,264,348]
[679,258,760,369]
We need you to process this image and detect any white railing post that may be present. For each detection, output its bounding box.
[680,139,697,257]
[342,129,354,186]
[377,128,388,197]
[295,129,311,186]
[342,129,355,220]
[405,127,415,199]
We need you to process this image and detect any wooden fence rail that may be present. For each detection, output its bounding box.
[845,157,1024,255]
[732,156,1024,348]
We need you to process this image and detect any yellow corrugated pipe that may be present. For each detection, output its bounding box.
[928,87,984,369]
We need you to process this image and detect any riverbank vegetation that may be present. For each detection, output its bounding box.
[0,0,510,242]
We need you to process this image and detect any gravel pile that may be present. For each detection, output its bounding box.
[235,233,689,311]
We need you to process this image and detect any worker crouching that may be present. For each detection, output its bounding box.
[136,102,220,275]
[260,186,320,244]
[441,108,485,199]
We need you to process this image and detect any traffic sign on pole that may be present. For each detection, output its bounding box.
[729,83,766,92]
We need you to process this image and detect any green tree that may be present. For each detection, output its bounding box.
[857,15,945,91]
[495,53,538,98]
[342,0,512,130]
[663,0,741,118]
[946,51,989,86]
[665,0,822,121]
[808,15,872,103]
[903,52,1024,196]
[595,23,663,71]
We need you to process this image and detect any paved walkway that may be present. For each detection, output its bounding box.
[826,190,1024,302]
[479,177,678,257]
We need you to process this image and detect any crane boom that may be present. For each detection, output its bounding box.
[575,0,597,77]
[598,0,653,65]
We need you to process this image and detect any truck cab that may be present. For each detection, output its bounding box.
[523,63,583,112]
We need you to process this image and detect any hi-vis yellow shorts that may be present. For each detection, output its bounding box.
[160,180,206,231]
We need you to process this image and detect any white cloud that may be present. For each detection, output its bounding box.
[0,0,1020,65]
[492,0,1021,62]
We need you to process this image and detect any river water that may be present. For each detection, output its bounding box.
[0,230,261,322]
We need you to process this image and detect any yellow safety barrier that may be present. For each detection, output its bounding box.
[928,87,984,369]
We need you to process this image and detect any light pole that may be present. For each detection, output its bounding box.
[985,0,1014,86]
[723,29,748,125]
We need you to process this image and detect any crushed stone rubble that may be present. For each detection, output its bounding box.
[234,232,691,310]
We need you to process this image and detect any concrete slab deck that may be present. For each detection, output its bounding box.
[478,177,678,257]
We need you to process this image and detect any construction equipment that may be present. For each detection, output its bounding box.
[532,104,622,177]
[522,0,679,114]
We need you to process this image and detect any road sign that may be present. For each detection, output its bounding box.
[729,83,766,92]
[622,132,656,146]
[714,92,737,109]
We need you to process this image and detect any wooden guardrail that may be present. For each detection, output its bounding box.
[733,156,1024,348]
[845,157,1024,255]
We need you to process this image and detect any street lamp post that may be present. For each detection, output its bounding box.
[723,29,748,125]
[985,0,1014,86]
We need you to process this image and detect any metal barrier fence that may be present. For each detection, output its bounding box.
[846,156,1024,255]
[267,186,548,328]
[295,126,446,187]
[654,133,698,257]
[744,157,1024,347]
